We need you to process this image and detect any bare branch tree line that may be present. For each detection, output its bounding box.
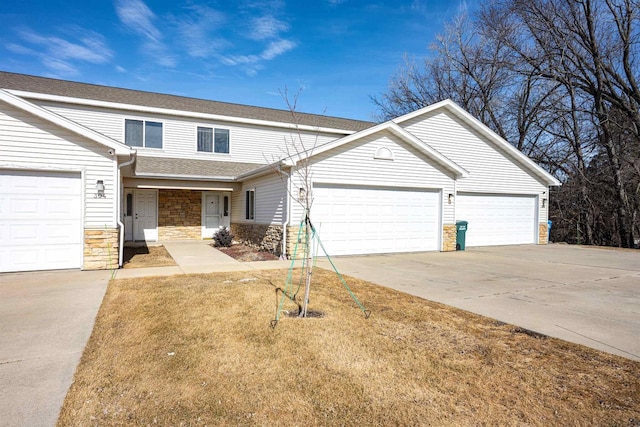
[373,0,640,248]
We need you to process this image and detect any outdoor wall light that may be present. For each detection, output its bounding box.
[96,180,106,198]
[448,193,454,204]
[542,198,547,208]
[298,187,307,202]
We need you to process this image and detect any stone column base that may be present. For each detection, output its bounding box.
[538,222,549,244]
[83,228,119,270]
[442,224,457,251]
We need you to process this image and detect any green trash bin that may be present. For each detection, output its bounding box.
[456,221,468,251]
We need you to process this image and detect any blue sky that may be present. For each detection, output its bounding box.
[1,0,473,121]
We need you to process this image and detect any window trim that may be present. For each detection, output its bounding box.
[245,189,255,221]
[195,125,231,154]
[124,118,164,149]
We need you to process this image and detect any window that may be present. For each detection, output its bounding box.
[126,193,133,216]
[245,190,255,220]
[197,127,229,153]
[223,196,229,217]
[125,119,163,148]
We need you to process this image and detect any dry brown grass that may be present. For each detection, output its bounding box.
[122,245,177,269]
[58,269,640,426]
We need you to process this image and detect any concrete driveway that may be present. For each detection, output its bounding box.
[319,244,640,361]
[0,269,110,427]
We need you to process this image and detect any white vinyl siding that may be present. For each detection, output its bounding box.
[400,110,548,222]
[290,131,455,225]
[232,173,286,225]
[0,101,116,228]
[36,101,342,164]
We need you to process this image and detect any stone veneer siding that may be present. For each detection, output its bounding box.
[442,224,457,251]
[83,228,119,270]
[158,189,202,240]
[231,223,283,255]
[286,225,308,259]
[538,222,549,245]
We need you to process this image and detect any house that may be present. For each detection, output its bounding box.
[0,71,560,273]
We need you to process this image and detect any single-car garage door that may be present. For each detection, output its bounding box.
[312,184,440,256]
[456,193,537,247]
[0,170,82,272]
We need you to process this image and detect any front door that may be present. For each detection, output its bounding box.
[203,193,221,238]
[134,190,158,241]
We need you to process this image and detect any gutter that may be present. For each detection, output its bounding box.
[117,151,137,267]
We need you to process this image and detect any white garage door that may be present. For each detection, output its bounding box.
[312,185,440,256]
[456,193,537,247]
[0,170,83,272]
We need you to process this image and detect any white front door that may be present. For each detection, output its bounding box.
[133,190,157,241]
[202,193,221,238]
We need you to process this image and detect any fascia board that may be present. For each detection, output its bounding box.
[0,89,132,155]
[8,90,358,136]
[394,99,561,186]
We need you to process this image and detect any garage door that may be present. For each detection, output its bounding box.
[312,185,440,256]
[456,193,537,247]
[0,170,82,272]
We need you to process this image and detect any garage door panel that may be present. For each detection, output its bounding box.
[313,185,440,256]
[0,170,82,272]
[457,194,536,247]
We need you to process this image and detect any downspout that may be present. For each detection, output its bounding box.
[279,162,291,259]
[117,150,137,267]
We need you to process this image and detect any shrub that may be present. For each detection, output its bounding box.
[213,226,234,247]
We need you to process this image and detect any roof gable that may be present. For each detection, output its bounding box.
[0,89,132,155]
[393,99,560,186]
[285,121,468,178]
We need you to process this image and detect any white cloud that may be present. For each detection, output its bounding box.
[248,15,289,40]
[174,5,229,58]
[261,39,296,60]
[41,57,79,75]
[114,0,161,42]
[18,29,113,64]
[114,0,176,68]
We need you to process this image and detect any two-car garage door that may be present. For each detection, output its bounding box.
[0,170,82,273]
[312,185,440,256]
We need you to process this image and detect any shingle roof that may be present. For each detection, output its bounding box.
[0,71,374,132]
[135,156,264,179]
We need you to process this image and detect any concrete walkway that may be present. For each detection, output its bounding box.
[114,241,290,279]
[0,269,110,427]
[317,244,640,361]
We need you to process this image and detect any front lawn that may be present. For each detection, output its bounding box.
[58,269,640,425]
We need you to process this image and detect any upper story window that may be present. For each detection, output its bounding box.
[125,119,163,148]
[197,127,230,154]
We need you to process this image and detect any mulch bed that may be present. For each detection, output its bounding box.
[215,243,280,262]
